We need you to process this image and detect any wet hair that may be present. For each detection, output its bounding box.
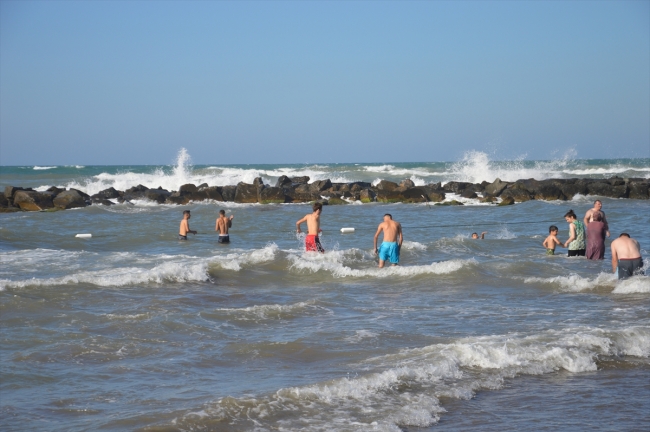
[594,199,602,205]
[183,210,191,216]
[384,214,392,219]
[312,202,323,212]
[564,209,577,219]
[471,232,478,237]
[219,209,225,215]
[619,233,630,238]
[549,225,558,233]
[592,211,602,222]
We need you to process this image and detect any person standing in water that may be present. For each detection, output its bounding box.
[373,214,403,268]
[563,209,585,257]
[610,233,644,279]
[585,211,606,260]
[296,202,324,252]
[584,199,610,238]
[179,210,197,240]
[215,210,234,244]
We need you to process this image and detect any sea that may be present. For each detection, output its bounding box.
[1,150,649,431]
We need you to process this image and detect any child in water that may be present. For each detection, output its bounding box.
[542,225,563,255]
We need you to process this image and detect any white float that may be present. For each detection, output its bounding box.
[75,233,92,238]
[340,227,355,233]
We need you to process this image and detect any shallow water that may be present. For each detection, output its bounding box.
[1,156,649,431]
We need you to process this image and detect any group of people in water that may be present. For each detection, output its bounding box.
[178,198,644,280]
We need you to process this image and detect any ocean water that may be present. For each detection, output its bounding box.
[1,151,649,431]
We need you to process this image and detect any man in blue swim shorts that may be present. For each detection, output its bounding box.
[373,213,403,268]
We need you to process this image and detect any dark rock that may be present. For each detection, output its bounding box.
[425,191,445,202]
[144,189,171,204]
[587,182,628,198]
[360,189,376,203]
[259,187,289,204]
[460,190,478,199]
[518,179,566,201]
[376,190,404,203]
[480,196,498,203]
[500,183,533,202]
[221,186,236,202]
[197,183,209,189]
[165,192,190,205]
[178,183,209,201]
[199,186,224,201]
[125,184,149,194]
[608,177,625,186]
[442,182,473,193]
[485,178,510,196]
[286,184,319,202]
[291,176,310,185]
[47,186,65,194]
[399,179,415,189]
[179,184,198,194]
[253,177,265,188]
[234,182,259,203]
[498,196,515,206]
[628,181,649,199]
[375,180,399,191]
[310,179,332,193]
[327,197,348,205]
[350,182,373,192]
[53,189,88,209]
[13,190,55,211]
[93,187,121,200]
[92,197,114,206]
[4,186,31,200]
[558,179,589,200]
[276,175,292,188]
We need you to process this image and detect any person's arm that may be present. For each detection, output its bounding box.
[215,219,220,231]
[397,224,403,247]
[296,216,307,233]
[583,210,591,227]
[480,231,487,239]
[611,242,618,273]
[564,224,576,248]
[554,237,563,246]
[187,222,197,235]
[228,216,233,228]
[373,225,382,253]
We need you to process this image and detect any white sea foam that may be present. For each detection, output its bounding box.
[611,277,650,294]
[214,300,324,321]
[183,326,649,431]
[524,272,617,292]
[400,241,427,251]
[33,166,57,170]
[210,244,278,271]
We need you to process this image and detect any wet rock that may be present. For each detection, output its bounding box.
[460,190,478,199]
[287,184,320,202]
[123,184,150,200]
[498,196,515,206]
[13,190,55,211]
[424,191,445,202]
[144,189,171,204]
[558,179,589,200]
[310,179,332,193]
[290,176,310,185]
[327,197,348,205]
[485,178,510,196]
[587,181,628,198]
[399,179,415,189]
[178,183,209,201]
[93,187,122,200]
[4,186,31,201]
[350,182,373,192]
[47,186,65,195]
[628,180,649,199]
[234,182,259,203]
[500,183,533,202]
[259,187,289,204]
[375,180,399,191]
[53,189,89,209]
[253,177,265,189]
[443,182,473,193]
[165,192,190,205]
[275,175,292,188]
[221,186,236,202]
[92,198,114,206]
[360,188,376,203]
[199,186,224,201]
[435,200,464,206]
[480,196,498,203]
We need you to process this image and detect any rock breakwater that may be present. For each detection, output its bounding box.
[2,176,648,212]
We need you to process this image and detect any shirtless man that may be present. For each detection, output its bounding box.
[215,209,234,244]
[611,233,644,279]
[179,210,197,240]
[373,214,403,268]
[584,200,610,237]
[296,202,324,252]
[472,231,487,239]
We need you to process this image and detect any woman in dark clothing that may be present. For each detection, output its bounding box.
[586,211,606,260]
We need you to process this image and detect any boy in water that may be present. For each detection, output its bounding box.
[471,232,487,239]
[296,202,324,252]
[179,210,197,240]
[215,209,234,243]
[542,225,562,255]
[373,214,403,268]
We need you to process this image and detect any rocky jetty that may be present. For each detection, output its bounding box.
[1,176,648,212]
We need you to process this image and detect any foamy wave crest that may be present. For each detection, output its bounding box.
[524,272,617,292]
[210,244,278,271]
[211,300,326,321]
[33,166,57,170]
[176,326,649,431]
[287,250,473,278]
[612,277,650,294]
[401,241,427,251]
[448,150,577,183]
[0,260,210,290]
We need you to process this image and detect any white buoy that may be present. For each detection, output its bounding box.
[340,227,355,233]
[75,233,92,238]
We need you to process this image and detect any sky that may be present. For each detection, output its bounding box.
[1,0,649,166]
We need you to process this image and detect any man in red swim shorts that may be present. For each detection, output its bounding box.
[296,202,325,253]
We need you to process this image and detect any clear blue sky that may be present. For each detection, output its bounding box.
[1,0,649,165]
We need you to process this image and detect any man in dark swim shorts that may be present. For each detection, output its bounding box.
[611,233,644,279]
[215,209,234,244]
